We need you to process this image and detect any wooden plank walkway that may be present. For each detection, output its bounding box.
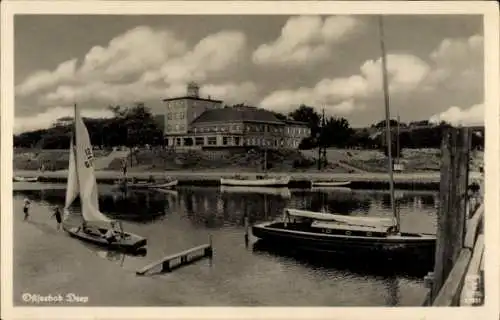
[136,243,213,276]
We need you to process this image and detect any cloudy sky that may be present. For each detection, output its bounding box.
[14,14,483,134]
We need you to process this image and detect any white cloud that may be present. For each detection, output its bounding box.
[429,103,484,126]
[260,34,483,119]
[16,59,78,96]
[14,106,114,134]
[260,53,429,113]
[252,15,363,66]
[17,27,248,108]
[78,26,187,82]
[200,82,258,105]
[155,31,247,84]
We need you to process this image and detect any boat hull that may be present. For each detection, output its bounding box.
[64,225,147,252]
[312,181,351,188]
[220,176,290,187]
[116,180,178,189]
[13,176,39,182]
[252,222,435,258]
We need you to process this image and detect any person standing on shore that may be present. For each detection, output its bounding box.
[51,206,63,230]
[23,198,31,220]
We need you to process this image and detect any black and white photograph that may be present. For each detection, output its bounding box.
[1,1,499,319]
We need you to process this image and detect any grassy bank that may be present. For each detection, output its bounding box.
[14,147,484,175]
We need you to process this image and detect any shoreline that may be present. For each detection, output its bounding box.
[13,169,482,190]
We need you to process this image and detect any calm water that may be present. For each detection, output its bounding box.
[13,182,438,306]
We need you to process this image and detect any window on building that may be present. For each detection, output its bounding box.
[235,137,241,145]
[195,137,204,145]
[207,137,217,145]
[180,113,185,119]
[175,124,180,131]
[176,138,181,146]
[167,113,172,120]
[167,125,172,131]
[222,137,228,145]
[180,125,185,131]
[194,128,198,133]
[221,126,226,132]
[236,125,241,131]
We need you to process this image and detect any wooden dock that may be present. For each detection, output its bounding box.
[421,128,485,306]
[136,242,213,276]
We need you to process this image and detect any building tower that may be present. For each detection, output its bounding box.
[187,81,200,98]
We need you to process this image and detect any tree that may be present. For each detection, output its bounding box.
[288,104,321,139]
[320,116,354,148]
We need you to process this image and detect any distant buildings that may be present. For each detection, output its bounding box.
[159,82,310,149]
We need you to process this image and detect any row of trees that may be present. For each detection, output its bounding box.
[14,103,163,149]
[14,103,484,152]
[286,105,484,153]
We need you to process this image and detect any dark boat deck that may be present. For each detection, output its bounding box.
[252,222,436,259]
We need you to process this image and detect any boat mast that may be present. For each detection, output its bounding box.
[396,113,400,164]
[378,15,400,232]
[73,103,85,227]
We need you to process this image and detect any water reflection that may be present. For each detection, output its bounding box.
[14,185,175,223]
[14,185,439,234]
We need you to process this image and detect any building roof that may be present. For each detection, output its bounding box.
[162,96,223,103]
[284,119,309,126]
[191,106,287,125]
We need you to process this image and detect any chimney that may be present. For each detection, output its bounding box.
[187,81,200,98]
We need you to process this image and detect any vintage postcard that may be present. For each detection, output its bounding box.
[1,1,499,319]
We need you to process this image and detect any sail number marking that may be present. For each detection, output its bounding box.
[84,147,94,168]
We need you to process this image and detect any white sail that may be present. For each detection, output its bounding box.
[284,208,394,228]
[73,104,112,225]
[64,138,79,209]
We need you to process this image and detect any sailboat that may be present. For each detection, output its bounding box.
[62,104,147,252]
[251,16,436,258]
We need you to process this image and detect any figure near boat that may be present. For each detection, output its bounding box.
[50,206,63,230]
[23,198,31,220]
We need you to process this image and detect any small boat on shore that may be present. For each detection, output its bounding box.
[13,176,39,182]
[311,180,351,188]
[220,176,290,187]
[63,104,147,252]
[220,185,291,198]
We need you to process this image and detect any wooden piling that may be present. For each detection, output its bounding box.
[431,128,471,301]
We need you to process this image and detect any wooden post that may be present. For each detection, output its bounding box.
[431,128,470,301]
[162,260,171,272]
[205,235,213,257]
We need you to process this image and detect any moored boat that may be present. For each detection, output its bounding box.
[220,176,290,187]
[13,176,39,182]
[115,178,178,190]
[252,209,436,257]
[311,180,351,188]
